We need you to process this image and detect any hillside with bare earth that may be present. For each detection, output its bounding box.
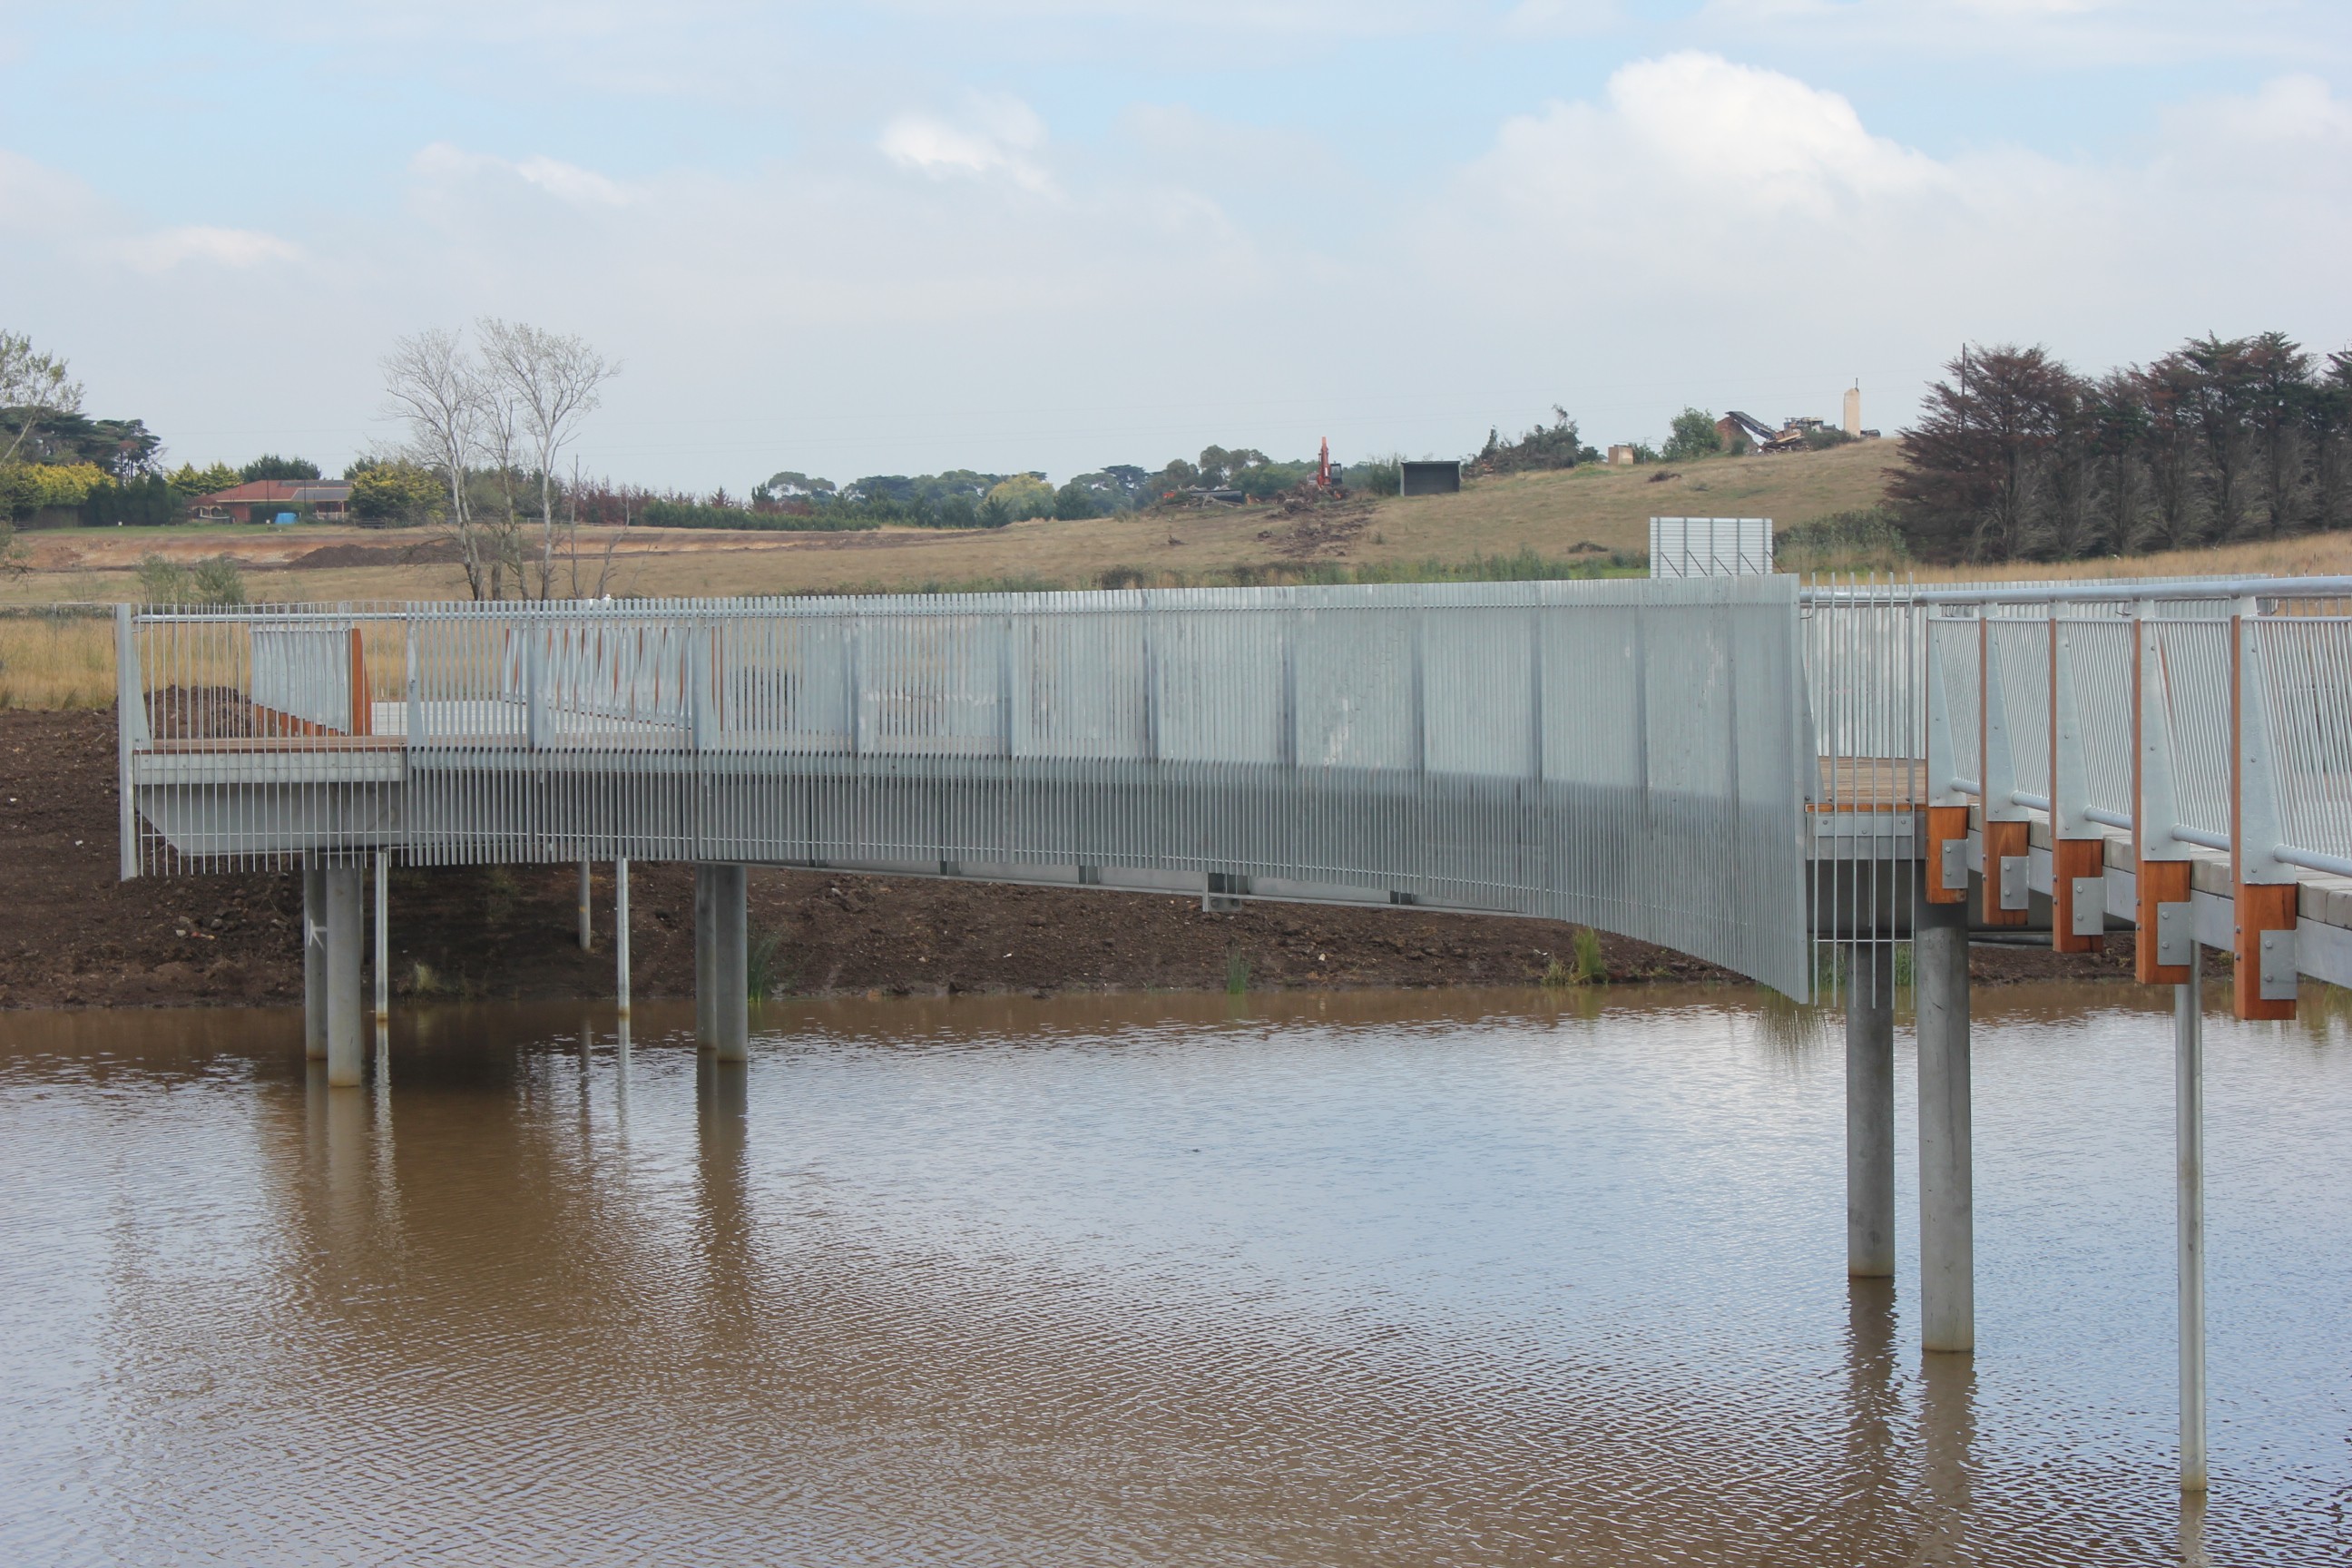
[3,443,1898,607]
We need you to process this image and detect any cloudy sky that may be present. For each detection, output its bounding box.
[5,1,2349,490]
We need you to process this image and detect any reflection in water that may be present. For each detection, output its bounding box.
[1843,1278,1904,1546]
[1917,1347,1979,1563]
[1,985,2347,1564]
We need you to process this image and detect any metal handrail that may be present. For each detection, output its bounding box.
[1804,574,2352,608]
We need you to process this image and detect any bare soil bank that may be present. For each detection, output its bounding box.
[0,708,2156,1011]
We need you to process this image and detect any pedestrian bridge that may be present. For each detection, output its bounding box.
[119,578,1818,995]
[116,574,2352,1014]
[109,569,2352,1483]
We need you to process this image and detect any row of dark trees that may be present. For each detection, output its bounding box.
[1890,332,2352,563]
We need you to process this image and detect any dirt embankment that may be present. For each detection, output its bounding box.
[0,707,2153,1010]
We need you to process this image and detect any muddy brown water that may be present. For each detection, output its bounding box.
[2,984,2347,1564]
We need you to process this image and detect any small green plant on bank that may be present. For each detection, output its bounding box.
[749,927,797,1002]
[409,960,443,997]
[1815,942,1916,1002]
[1573,925,1606,985]
[481,864,517,927]
[1536,927,1608,988]
[1225,950,1250,995]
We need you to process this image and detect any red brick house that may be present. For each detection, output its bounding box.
[191,480,353,522]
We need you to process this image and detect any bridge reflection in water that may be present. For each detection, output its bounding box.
[110,572,2352,1492]
[6,992,2336,1562]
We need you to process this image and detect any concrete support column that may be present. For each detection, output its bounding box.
[302,863,327,1061]
[1915,889,1974,1354]
[325,865,364,1087]
[373,851,390,1034]
[708,863,749,1063]
[578,859,593,951]
[2178,961,2209,1493]
[614,858,632,1024]
[693,866,715,1048]
[1846,941,1897,1279]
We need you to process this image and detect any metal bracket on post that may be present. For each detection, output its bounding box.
[2137,604,2194,985]
[1921,616,1975,906]
[2069,876,2106,936]
[2157,901,2195,969]
[2051,618,2105,953]
[2259,928,2299,1003]
[2234,601,2296,1021]
[1980,621,2031,926]
[1997,855,2030,912]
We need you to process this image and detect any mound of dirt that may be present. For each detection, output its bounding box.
[286,536,466,570]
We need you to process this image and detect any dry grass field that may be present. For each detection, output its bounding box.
[7,437,2348,710]
[2,442,1898,610]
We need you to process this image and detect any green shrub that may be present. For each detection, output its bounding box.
[1778,507,1909,573]
[1355,455,1404,496]
[1663,407,1722,462]
[134,552,245,606]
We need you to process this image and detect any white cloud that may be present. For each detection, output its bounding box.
[1693,0,2318,64]
[1498,0,1620,39]
[0,149,300,272]
[1601,52,1942,211]
[408,142,632,206]
[0,149,109,236]
[10,38,2352,493]
[1426,54,2352,439]
[2158,72,2352,180]
[110,226,303,272]
[878,93,1054,192]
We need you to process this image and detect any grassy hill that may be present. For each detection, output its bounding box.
[1,440,1900,608]
[1367,439,1893,561]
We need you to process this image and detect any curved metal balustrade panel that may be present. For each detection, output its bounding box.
[121,579,1816,998]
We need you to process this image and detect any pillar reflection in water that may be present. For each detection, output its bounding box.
[305,1056,384,1243]
[2180,1490,2210,1568]
[1843,1278,1903,1538]
[1915,1346,1979,1562]
[613,1016,632,1133]
[695,1055,753,1329]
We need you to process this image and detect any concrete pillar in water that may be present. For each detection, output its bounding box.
[325,865,364,1087]
[1846,941,1896,1279]
[2178,961,2209,1493]
[693,866,715,1048]
[1915,888,1974,1353]
[614,858,632,1025]
[302,863,328,1061]
[708,863,750,1063]
[578,859,593,951]
[373,851,390,1034]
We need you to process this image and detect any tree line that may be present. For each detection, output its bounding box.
[1889,332,2352,563]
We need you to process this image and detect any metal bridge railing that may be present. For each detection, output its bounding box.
[1896,575,2352,1022]
[120,580,1819,1000]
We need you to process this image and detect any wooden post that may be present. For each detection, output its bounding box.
[2232,603,2296,1022]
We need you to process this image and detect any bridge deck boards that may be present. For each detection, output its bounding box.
[1811,757,1925,810]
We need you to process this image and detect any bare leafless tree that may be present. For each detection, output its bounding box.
[0,330,85,465]
[475,318,619,600]
[380,328,492,598]
[472,373,530,602]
